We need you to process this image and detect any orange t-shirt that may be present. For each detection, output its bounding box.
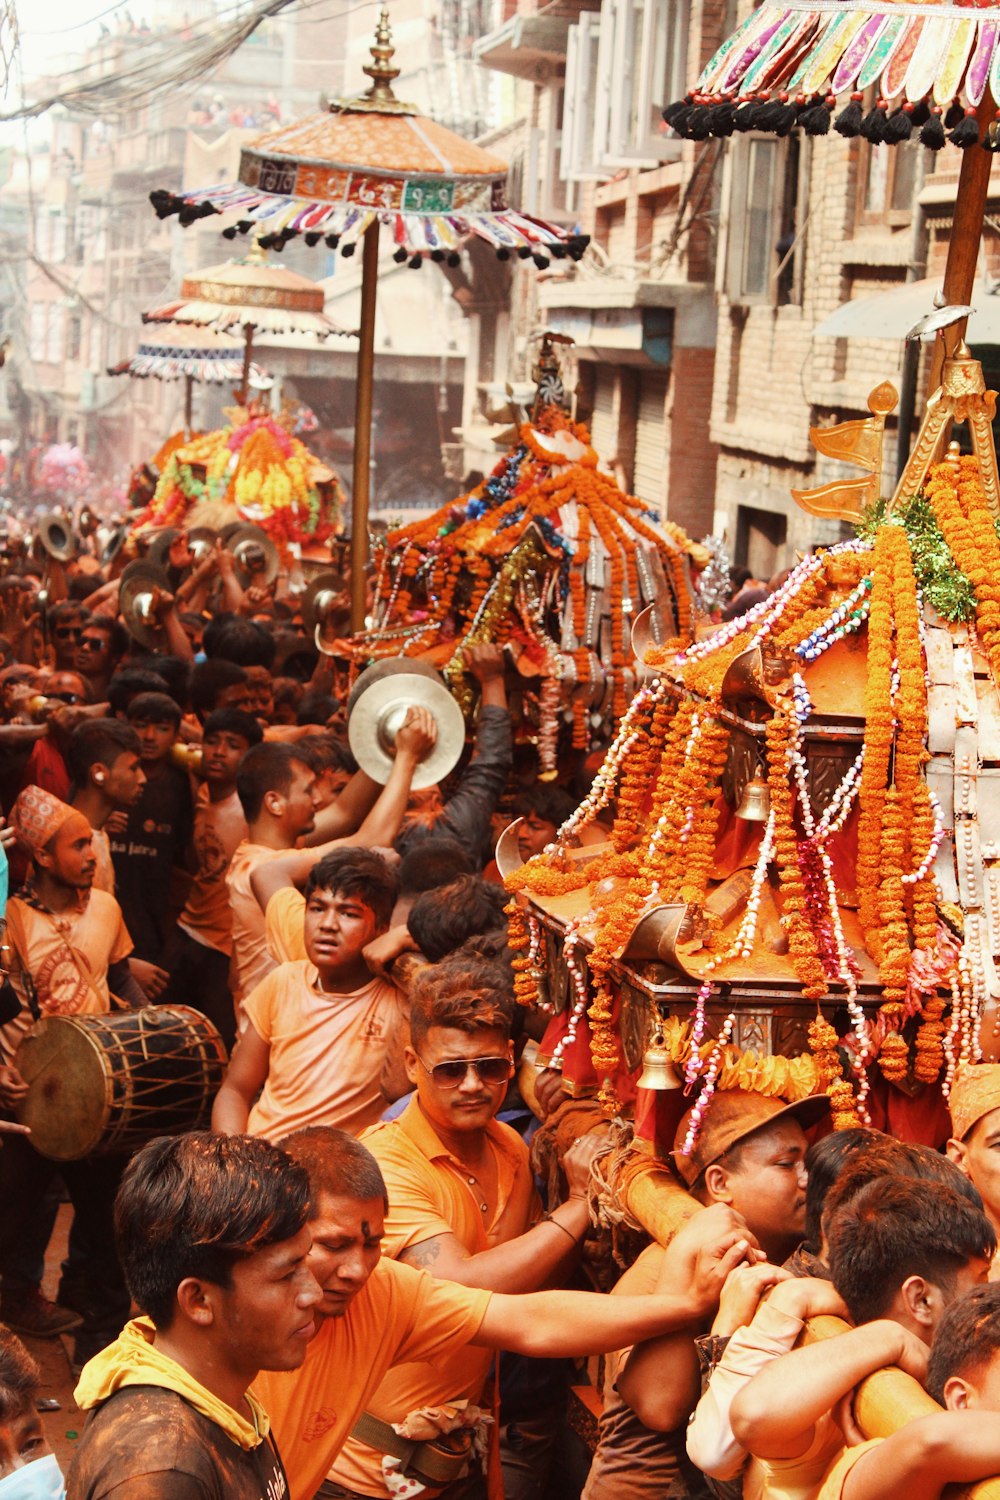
[264,886,306,966]
[180,787,248,957]
[0,889,132,1064]
[329,1099,536,1496]
[255,1257,491,1500]
[816,1439,882,1500]
[226,840,280,1005]
[243,959,408,1140]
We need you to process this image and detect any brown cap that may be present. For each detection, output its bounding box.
[672,1089,831,1187]
[949,1064,1000,1143]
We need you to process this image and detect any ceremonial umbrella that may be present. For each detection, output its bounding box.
[665,0,1000,385]
[142,243,345,408]
[107,322,270,434]
[148,8,588,631]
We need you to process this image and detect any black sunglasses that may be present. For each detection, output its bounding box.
[79,637,107,652]
[417,1055,511,1089]
[53,625,83,640]
[47,691,83,704]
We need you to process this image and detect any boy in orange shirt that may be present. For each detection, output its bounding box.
[213,848,406,1138]
[162,706,263,1050]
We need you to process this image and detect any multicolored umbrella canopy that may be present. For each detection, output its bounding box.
[147,8,589,631]
[108,322,270,435]
[142,245,345,339]
[666,0,1000,149]
[108,322,268,384]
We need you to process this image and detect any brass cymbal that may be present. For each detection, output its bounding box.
[224,523,279,589]
[146,527,181,572]
[100,524,129,567]
[37,512,78,562]
[302,571,349,654]
[494,818,525,880]
[119,558,171,650]
[347,657,465,791]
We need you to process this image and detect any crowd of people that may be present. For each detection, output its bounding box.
[0,527,998,1500]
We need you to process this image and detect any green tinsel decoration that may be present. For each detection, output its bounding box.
[855,492,982,623]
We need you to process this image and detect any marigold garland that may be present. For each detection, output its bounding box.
[926,451,1000,685]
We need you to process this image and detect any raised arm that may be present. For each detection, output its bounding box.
[306,769,381,844]
[730,1319,928,1462]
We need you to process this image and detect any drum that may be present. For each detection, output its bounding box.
[14,1005,227,1161]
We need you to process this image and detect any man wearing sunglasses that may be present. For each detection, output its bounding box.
[46,603,88,673]
[321,950,605,1500]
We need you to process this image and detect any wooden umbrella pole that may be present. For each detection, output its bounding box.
[929,95,995,391]
[183,373,193,437]
[351,219,380,634]
[239,322,254,405]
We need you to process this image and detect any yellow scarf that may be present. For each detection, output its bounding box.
[74,1317,270,1451]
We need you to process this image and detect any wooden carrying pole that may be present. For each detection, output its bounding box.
[928,94,995,391]
[238,322,255,407]
[350,219,380,634]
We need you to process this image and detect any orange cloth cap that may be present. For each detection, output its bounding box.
[949,1064,1000,1143]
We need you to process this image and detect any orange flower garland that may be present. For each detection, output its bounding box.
[926,451,1000,684]
[856,529,895,940]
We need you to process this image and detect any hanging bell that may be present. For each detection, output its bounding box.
[736,768,771,822]
[637,1032,682,1091]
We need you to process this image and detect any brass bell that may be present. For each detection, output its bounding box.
[736,768,771,822]
[637,1031,682,1092]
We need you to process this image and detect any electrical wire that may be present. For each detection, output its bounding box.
[1,0,305,120]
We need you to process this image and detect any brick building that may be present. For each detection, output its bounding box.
[472,0,979,574]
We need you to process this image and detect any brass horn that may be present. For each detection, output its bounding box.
[119,559,171,649]
[347,658,466,791]
[36,512,78,563]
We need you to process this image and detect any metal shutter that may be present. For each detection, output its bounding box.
[633,370,668,511]
[589,365,616,460]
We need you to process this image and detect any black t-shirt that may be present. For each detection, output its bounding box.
[66,1385,288,1500]
[110,767,193,962]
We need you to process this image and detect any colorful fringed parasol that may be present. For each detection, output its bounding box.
[666,0,1000,149]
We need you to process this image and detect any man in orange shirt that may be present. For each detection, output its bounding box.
[0,785,139,1360]
[256,1126,752,1500]
[213,848,406,1138]
[326,948,605,1500]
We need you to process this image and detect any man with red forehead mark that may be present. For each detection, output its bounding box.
[0,785,142,1369]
